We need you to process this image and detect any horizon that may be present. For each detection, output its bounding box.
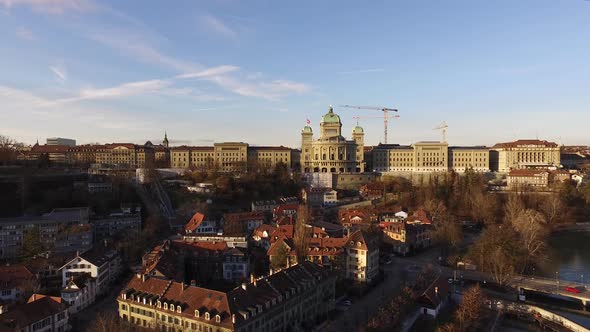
[2,0,589,147]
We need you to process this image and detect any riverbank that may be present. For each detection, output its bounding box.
[552,222,590,233]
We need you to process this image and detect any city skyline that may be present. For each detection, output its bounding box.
[2,0,590,147]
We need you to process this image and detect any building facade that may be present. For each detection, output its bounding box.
[46,137,76,147]
[117,262,335,332]
[490,139,560,173]
[301,106,365,173]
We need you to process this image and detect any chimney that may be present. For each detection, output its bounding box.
[141,274,147,282]
[250,274,255,285]
[181,283,185,292]
[269,268,274,276]
[136,273,142,280]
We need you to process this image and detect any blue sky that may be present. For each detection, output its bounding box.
[1,0,589,147]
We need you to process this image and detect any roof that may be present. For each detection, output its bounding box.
[30,144,70,153]
[223,212,265,223]
[353,126,364,134]
[492,139,559,149]
[185,212,206,232]
[302,125,313,133]
[346,230,378,251]
[321,106,341,124]
[0,265,34,290]
[418,277,449,309]
[0,296,68,330]
[76,244,119,267]
[248,146,292,151]
[508,169,549,177]
[120,262,331,330]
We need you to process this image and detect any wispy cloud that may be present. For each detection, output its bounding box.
[338,68,385,75]
[0,0,99,14]
[49,65,67,83]
[200,14,236,38]
[176,65,239,79]
[90,33,199,72]
[16,26,36,40]
[50,79,171,104]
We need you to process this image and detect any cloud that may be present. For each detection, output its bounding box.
[200,14,236,38]
[338,68,385,75]
[50,65,67,82]
[0,0,99,14]
[16,26,35,40]
[176,65,239,79]
[90,33,199,72]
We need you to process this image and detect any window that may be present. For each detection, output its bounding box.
[205,312,210,320]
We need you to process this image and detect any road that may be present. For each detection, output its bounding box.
[321,249,441,332]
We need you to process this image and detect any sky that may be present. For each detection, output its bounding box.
[1,0,589,147]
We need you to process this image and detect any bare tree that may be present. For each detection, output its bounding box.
[293,204,311,262]
[0,134,17,164]
[510,209,548,270]
[540,194,564,225]
[454,284,486,331]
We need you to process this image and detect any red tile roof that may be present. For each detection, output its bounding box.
[185,212,206,232]
[508,169,549,177]
[0,265,34,290]
[492,139,558,148]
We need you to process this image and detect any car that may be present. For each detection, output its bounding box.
[565,286,582,293]
[448,278,454,284]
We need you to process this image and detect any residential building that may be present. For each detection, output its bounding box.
[214,142,249,173]
[0,207,91,259]
[0,294,69,332]
[0,265,36,303]
[182,234,248,249]
[60,245,121,295]
[46,138,76,147]
[222,248,249,281]
[117,262,334,332]
[301,106,365,173]
[61,273,96,314]
[303,187,338,207]
[95,143,155,168]
[418,277,450,318]
[381,220,432,255]
[507,169,550,189]
[87,181,112,194]
[268,229,379,283]
[90,207,141,241]
[490,139,560,173]
[359,182,385,200]
[222,212,265,235]
[251,200,278,213]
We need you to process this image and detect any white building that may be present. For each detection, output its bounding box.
[344,231,380,283]
[60,245,121,295]
[222,248,249,281]
[61,273,97,314]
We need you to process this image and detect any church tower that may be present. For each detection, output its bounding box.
[163,131,169,148]
[352,125,365,172]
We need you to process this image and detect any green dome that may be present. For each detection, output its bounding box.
[353,126,364,134]
[321,106,341,123]
[302,125,313,133]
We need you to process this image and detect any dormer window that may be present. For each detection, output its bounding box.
[157,301,161,308]
[164,303,168,310]
[357,241,362,247]
[205,312,210,320]
[195,309,200,318]
[177,306,181,313]
[215,315,221,323]
[170,304,175,311]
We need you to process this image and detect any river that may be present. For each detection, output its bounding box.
[538,230,590,283]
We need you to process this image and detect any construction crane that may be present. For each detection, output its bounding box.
[340,105,398,144]
[353,115,400,127]
[433,121,449,142]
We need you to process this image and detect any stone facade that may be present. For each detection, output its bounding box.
[301,106,365,173]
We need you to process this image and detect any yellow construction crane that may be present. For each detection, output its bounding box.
[433,121,449,142]
[341,105,399,144]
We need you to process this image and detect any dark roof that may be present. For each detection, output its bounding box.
[0,296,68,330]
[493,139,558,148]
[418,277,449,309]
[77,245,119,267]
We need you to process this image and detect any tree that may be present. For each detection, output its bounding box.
[0,134,18,164]
[509,209,548,270]
[540,194,564,225]
[19,225,43,262]
[270,242,290,270]
[293,204,311,262]
[454,284,486,331]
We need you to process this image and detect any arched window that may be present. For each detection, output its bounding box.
[157,301,161,308]
[177,306,182,313]
[164,303,168,310]
[205,312,210,320]
[170,304,175,311]
[195,310,200,318]
[215,315,221,323]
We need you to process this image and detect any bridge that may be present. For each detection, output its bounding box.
[514,275,590,307]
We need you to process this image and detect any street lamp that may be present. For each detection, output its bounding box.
[532,267,535,279]
[556,272,560,291]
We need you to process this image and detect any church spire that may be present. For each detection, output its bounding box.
[163,131,169,148]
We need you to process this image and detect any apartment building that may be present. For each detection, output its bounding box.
[117,262,334,332]
[60,245,121,295]
[0,295,70,332]
[0,207,92,259]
